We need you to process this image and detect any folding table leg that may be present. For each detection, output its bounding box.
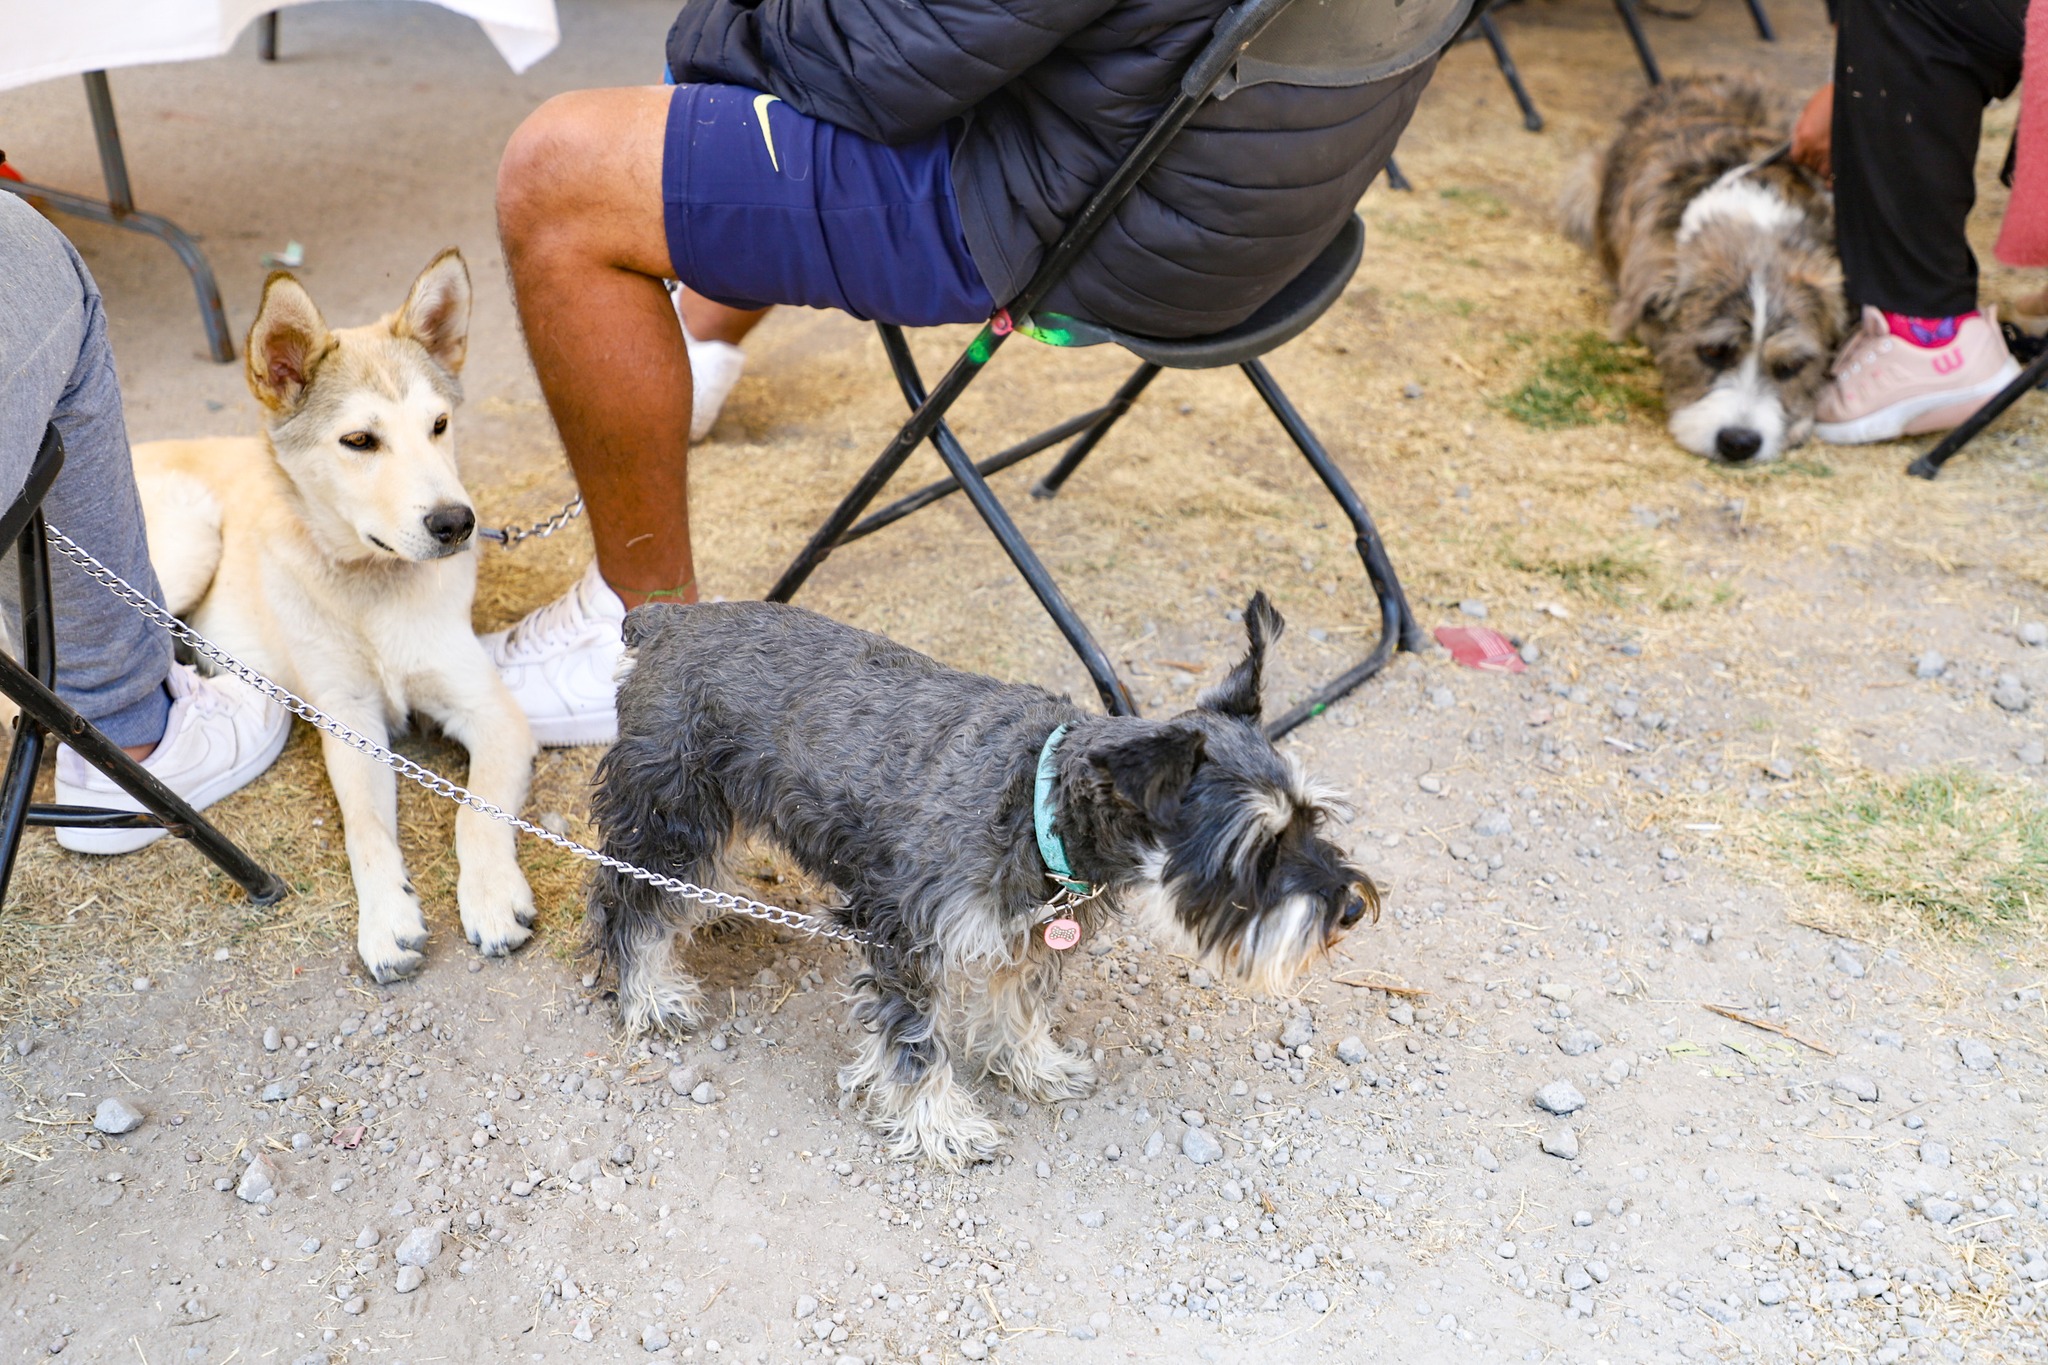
[1611,0,1664,86]
[1032,362,1160,498]
[1479,14,1545,132]
[1239,360,1424,738]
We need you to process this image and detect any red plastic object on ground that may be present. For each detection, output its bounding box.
[1433,625,1527,673]
[0,153,22,183]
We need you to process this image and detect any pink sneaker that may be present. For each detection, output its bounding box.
[1815,306,2021,445]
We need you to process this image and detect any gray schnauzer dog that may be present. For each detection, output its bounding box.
[586,593,1376,1168]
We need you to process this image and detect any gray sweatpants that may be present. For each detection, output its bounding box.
[0,191,171,747]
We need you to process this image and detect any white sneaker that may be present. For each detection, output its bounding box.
[673,292,747,443]
[55,663,291,855]
[482,560,628,747]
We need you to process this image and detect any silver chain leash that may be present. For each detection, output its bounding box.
[42,523,871,948]
[477,495,584,547]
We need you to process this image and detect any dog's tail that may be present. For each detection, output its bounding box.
[1558,152,1601,253]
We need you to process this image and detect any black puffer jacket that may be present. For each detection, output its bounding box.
[666,0,1435,337]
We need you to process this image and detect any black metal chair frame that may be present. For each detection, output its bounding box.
[1906,349,2048,479]
[765,0,1431,740]
[0,72,234,363]
[0,427,284,908]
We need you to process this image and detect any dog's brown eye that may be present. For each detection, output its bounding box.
[1696,343,1739,371]
[431,414,449,437]
[1770,357,1809,382]
[339,431,378,452]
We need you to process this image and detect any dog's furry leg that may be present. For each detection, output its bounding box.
[841,951,999,1171]
[583,729,730,1036]
[963,944,1097,1103]
[317,700,429,984]
[415,647,537,959]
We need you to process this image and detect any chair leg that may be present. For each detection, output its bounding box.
[1907,346,2048,479]
[1382,156,1413,192]
[768,321,1014,602]
[1239,360,1425,738]
[1742,0,1777,42]
[1032,362,1160,499]
[259,11,281,60]
[874,332,1138,717]
[0,515,285,907]
[1611,0,1664,86]
[1478,14,1545,132]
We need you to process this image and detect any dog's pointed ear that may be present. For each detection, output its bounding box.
[1199,591,1284,722]
[393,248,472,376]
[1093,723,1206,825]
[245,272,333,414]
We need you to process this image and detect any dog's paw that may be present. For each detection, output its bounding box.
[458,860,536,958]
[984,1033,1098,1102]
[619,975,705,1037]
[358,887,429,984]
[864,1073,1002,1171]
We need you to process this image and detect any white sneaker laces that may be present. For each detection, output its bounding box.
[498,581,604,661]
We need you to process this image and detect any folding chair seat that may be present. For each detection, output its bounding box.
[0,426,285,906]
[768,0,1451,739]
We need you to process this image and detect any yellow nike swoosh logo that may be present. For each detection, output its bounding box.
[753,93,782,173]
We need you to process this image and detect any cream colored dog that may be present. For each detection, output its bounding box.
[134,250,537,983]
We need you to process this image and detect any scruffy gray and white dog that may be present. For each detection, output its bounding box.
[586,593,1376,1168]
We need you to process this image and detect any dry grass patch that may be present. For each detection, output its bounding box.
[1771,767,2048,939]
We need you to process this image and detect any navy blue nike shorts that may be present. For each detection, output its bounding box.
[660,82,996,327]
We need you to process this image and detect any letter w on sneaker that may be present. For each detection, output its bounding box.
[1815,306,2022,445]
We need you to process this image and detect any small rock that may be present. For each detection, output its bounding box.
[1471,810,1512,838]
[1535,982,1573,1002]
[538,811,571,837]
[394,1227,443,1268]
[1764,756,1797,781]
[1914,650,1947,680]
[1957,1038,1998,1072]
[1831,946,1866,979]
[341,1296,364,1316]
[643,1325,671,1352]
[690,1081,716,1105]
[1920,1140,1951,1168]
[395,1264,424,1294]
[1496,1241,1516,1260]
[1833,1074,1879,1103]
[236,1156,278,1204]
[1279,1016,1314,1049]
[1142,1130,1165,1160]
[795,1295,819,1319]
[1387,1000,1414,1028]
[1336,1036,1368,1065]
[1474,1143,1500,1173]
[1403,382,1425,401]
[960,1339,989,1360]
[2022,622,2048,647]
[572,1316,595,1343]
[1757,1281,1786,1306]
[1417,774,1443,794]
[355,1228,380,1250]
[2016,741,2046,766]
[1220,1180,1243,1202]
[262,1026,282,1052]
[92,1098,145,1136]
[1556,1028,1602,1057]
[1541,1126,1580,1161]
[1533,1080,1585,1115]
[299,1237,322,1255]
[1076,1209,1106,1229]
[666,1067,701,1096]
[261,1079,298,1103]
[1922,1198,1964,1226]
[1993,674,2030,712]
[1182,1128,1223,1165]
[1458,600,1487,619]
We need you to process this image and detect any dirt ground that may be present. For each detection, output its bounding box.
[5,2,2048,1363]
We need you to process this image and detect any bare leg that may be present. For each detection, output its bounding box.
[498,87,698,608]
[678,291,770,347]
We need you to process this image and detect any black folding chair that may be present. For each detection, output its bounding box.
[0,427,285,907]
[1905,351,2048,479]
[768,0,1457,738]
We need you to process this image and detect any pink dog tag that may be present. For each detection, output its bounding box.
[1043,918,1082,951]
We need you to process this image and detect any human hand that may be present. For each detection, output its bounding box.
[1791,84,1832,184]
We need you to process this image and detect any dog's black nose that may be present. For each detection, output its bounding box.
[424,504,475,546]
[1339,893,1368,927]
[1716,427,1764,462]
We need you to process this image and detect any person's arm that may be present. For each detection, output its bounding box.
[667,0,1121,145]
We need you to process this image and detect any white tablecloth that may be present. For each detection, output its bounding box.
[1,0,560,94]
